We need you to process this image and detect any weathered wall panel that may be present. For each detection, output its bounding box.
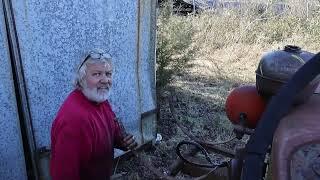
[139,0,157,112]
[139,0,157,142]
[0,5,27,180]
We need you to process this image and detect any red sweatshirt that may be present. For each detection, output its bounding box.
[50,89,123,180]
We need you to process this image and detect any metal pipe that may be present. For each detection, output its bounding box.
[136,0,143,143]
[192,0,196,12]
[169,147,200,176]
[199,141,236,158]
[2,0,38,179]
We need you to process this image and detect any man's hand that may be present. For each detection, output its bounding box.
[120,134,138,151]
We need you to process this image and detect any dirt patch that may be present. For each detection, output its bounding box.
[112,73,247,179]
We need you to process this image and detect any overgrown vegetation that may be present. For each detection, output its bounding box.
[156,2,197,88]
[156,0,320,89]
[116,1,320,179]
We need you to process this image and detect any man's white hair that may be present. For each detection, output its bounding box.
[74,49,112,89]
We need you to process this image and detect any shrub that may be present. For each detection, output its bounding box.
[156,1,197,89]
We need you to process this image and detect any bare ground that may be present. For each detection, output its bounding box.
[111,45,260,179]
[112,84,242,180]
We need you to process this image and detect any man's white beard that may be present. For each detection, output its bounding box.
[82,83,109,103]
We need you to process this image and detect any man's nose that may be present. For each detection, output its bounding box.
[100,75,111,84]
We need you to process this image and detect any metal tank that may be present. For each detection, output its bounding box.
[0,0,157,179]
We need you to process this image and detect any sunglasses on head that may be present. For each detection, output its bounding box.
[79,51,112,70]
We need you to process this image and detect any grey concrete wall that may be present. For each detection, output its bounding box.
[11,0,156,150]
[0,5,27,180]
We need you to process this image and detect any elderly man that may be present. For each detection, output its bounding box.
[50,49,137,180]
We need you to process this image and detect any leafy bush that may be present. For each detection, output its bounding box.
[156,1,197,89]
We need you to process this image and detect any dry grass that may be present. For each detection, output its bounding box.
[155,0,320,178]
[158,0,320,87]
[158,0,320,109]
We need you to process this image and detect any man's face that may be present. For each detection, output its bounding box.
[81,62,112,103]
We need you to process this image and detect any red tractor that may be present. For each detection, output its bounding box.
[172,45,320,180]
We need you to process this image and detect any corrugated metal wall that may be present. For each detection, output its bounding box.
[0,0,157,179]
[0,3,27,180]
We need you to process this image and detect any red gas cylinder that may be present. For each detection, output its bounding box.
[225,85,267,129]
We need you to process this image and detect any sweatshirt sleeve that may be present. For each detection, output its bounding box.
[50,121,91,180]
[113,118,125,149]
